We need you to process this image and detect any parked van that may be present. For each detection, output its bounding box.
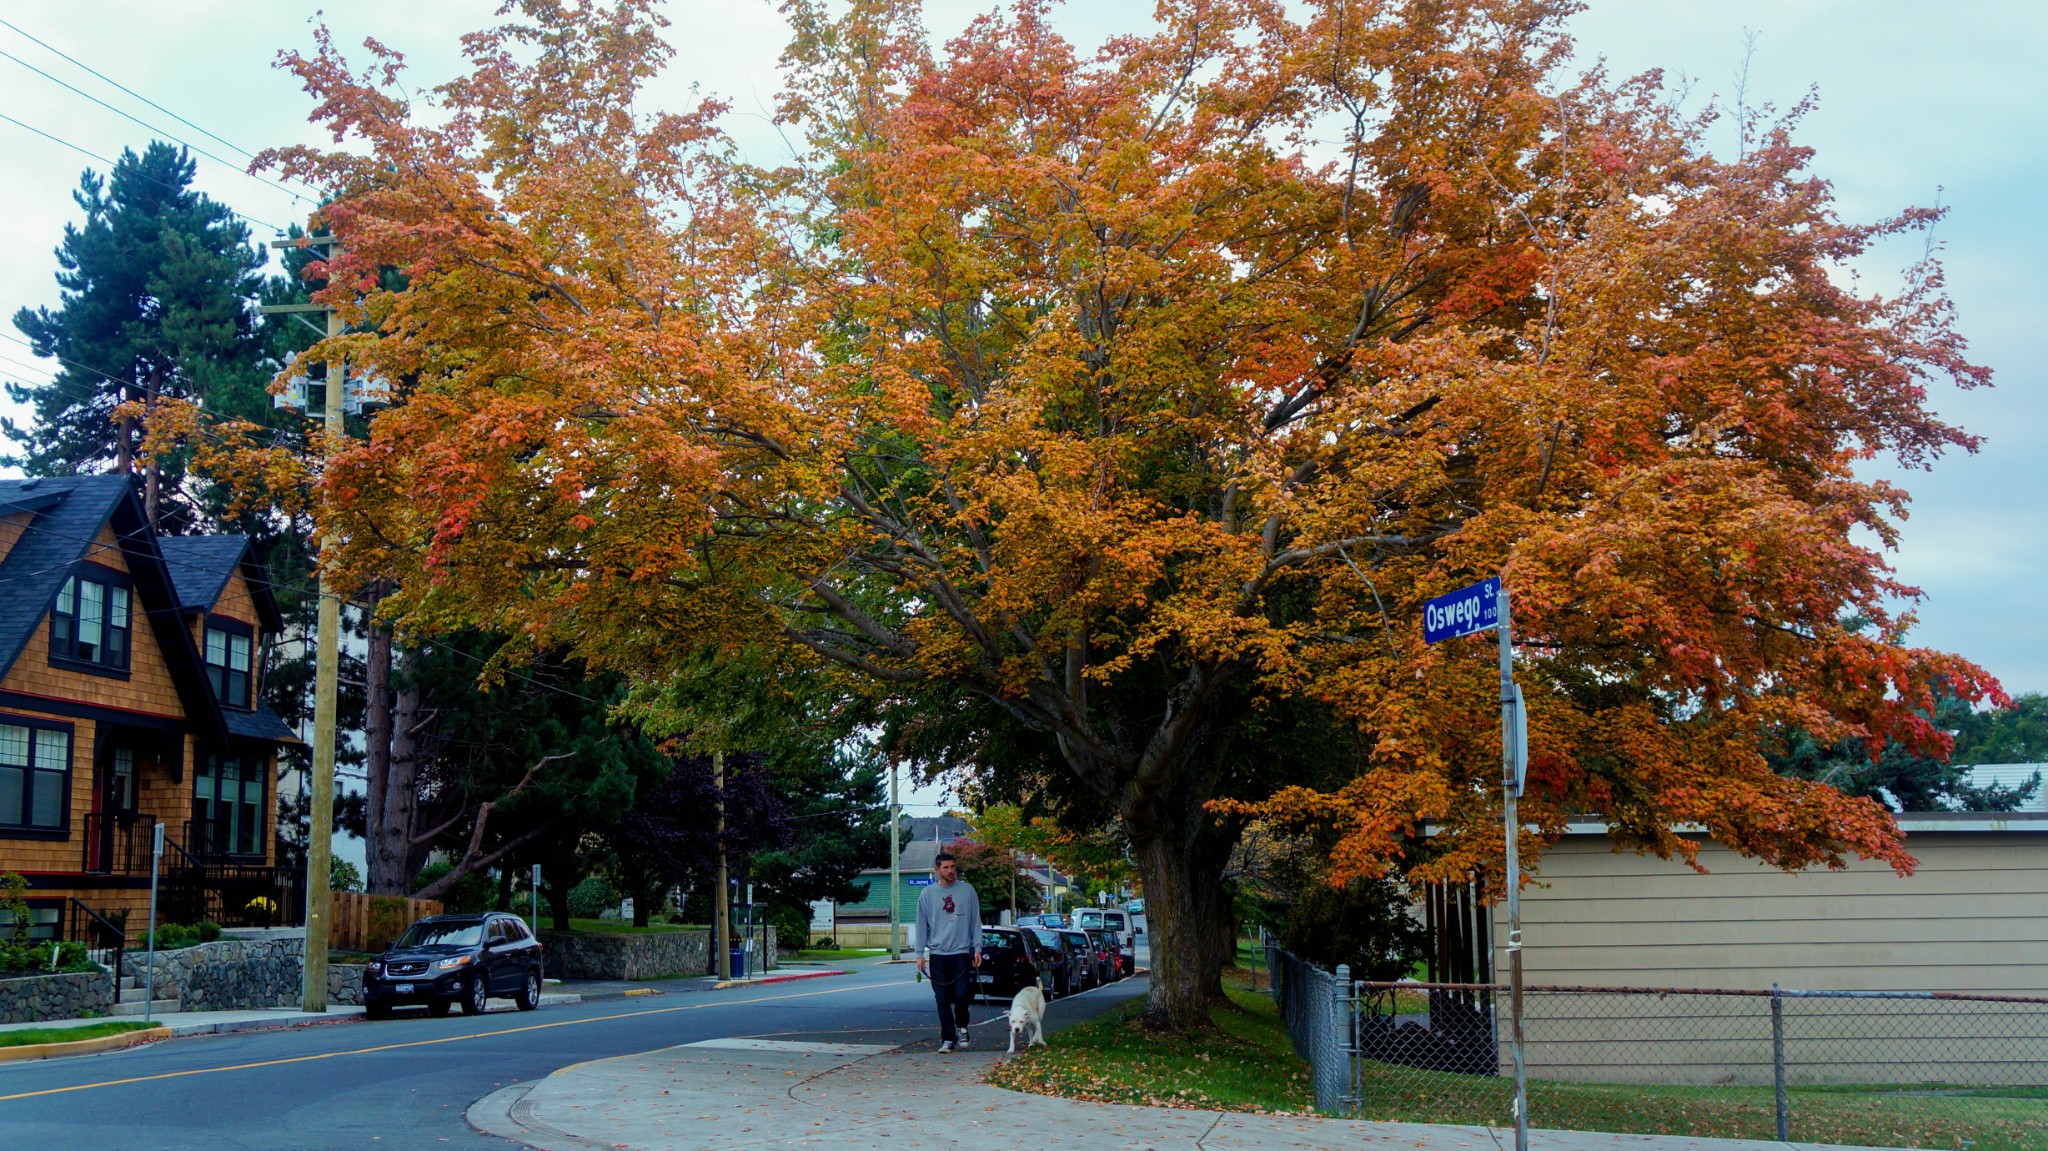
[1074,907,1131,938]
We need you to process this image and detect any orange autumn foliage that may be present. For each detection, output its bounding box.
[259,0,1999,1027]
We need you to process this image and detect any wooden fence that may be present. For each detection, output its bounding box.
[332,892,444,954]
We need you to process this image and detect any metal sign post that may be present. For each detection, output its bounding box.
[1422,577,1528,1151]
[144,821,164,1025]
[530,863,542,936]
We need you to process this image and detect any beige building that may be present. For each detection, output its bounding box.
[1493,812,2048,995]
[1460,813,2048,1086]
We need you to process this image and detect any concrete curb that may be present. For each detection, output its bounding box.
[0,1024,169,1063]
[711,969,848,990]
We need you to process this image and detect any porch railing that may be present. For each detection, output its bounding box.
[167,825,306,928]
[81,811,153,875]
[63,897,126,1004]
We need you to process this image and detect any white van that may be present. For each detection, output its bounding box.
[1074,908,1131,937]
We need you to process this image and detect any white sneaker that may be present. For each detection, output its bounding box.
[956,1035,970,1051]
[937,1040,955,1053]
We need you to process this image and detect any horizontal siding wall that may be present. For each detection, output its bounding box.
[1494,831,2048,995]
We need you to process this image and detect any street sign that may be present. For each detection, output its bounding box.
[1422,577,1501,644]
[906,875,935,887]
[1506,680,1528,794]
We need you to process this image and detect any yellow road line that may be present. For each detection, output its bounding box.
[0,982,873,1104]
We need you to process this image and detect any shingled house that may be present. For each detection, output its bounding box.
[0,475,302,945]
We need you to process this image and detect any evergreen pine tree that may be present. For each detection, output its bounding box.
[8,141,264,529]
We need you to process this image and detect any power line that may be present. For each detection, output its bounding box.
[0,17,266,165]
[0,331,312,455]
[0,111,285,234]
[0,47,316,202]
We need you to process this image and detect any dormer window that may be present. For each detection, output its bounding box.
[50,566,131,674]
[203,618,254,709]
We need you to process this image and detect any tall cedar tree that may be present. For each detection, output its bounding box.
[268,0,2000,1029]
[11,142,264,528]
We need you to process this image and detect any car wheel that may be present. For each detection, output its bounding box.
[365,1000,392,1021]
[460,975,490,1016]
[427,998,452,1018]
[516,968,541,1012]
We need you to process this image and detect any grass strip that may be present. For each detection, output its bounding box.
[796,948,886,960]
[0,1021,160,1049]
[559,918,706,935]
[985,985,1314,1115]
[1355,1062,2047,1151]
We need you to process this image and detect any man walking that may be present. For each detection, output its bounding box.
[914,849,983,1052]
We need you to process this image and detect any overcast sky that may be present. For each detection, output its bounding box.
[1,0,2041,707]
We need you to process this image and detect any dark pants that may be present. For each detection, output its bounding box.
[928,952,974,1043]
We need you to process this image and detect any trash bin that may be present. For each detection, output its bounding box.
[728,946,748,979]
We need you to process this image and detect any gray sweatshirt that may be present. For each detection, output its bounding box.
[913,879,983,956]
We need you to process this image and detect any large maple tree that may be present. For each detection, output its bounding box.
[263,0,2000,1029]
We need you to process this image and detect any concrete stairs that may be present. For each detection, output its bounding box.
[108,970,178,1017]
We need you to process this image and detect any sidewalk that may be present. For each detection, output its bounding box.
[468,1033,1912,1151]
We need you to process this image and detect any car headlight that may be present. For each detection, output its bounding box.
[367,961,383,973]
[436,955,473,971]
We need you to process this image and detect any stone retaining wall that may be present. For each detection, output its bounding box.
[539,927,777,980]
[134,936,365,1010]
[0,969,114,1024]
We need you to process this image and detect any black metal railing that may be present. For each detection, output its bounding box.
[167,824,307,928]
[63,897,126,1004]
[81,811,153,875]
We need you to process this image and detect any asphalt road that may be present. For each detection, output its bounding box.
[0,959,1145,1150]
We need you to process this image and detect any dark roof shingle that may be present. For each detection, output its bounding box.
[0,475,135,679]
[158,535,252,611]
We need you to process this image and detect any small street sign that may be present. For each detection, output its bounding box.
[1421,577,1502,644]
[906,875,935,887]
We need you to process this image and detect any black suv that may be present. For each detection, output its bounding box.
[975,926,1057,1003]
[364,912,545,1019]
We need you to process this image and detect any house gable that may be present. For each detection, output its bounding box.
[0,476,227,747]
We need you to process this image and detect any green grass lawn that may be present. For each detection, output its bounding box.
[559,918,707,935]
[992,971,2044,1150]
[0,1020,161,1048]
[1350,1060,2048,1150]
[985,985,1315,1114]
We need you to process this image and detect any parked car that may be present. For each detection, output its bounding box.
[1057,928,1101,991]
[1023,925,1077,997]
[363,912,544,1019]
[1084,928,1125,981]
[974,926,1053,1003]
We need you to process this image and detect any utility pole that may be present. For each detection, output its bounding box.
[1496,584,1528,1151]
[1420,575,1527,1151]
[714,751,730,981]
[261,234,342,1013]
[888,761,901,959]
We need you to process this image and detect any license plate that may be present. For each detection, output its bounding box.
[977,974,993,983]
[393,983,414,994]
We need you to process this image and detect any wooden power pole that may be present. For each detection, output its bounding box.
[714,751,730,981]
[260,234,344,1012]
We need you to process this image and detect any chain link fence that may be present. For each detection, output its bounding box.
[1264,941,2048,1150]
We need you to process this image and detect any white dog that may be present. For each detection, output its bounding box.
[1006,985,1047,1054]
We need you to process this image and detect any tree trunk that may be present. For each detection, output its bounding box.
[362,592,393,889]
[496,862,514,911]
[142,366,161,529]
[1133,828,1211,1030]
[547,868,572,932]
[369,648,419,894]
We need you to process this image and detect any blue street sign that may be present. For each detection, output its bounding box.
[1422,577,1502,644]
[906,876,935,887]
